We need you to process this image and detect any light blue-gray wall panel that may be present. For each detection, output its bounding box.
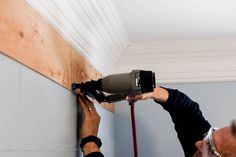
[115,100,183,157]
[19,152,75,157]
[97,104,114,157]
[165,83,236,128]
[19,66,77,157]
[0,53,115,157]
[0,152,19,157]
[0,53,20,156]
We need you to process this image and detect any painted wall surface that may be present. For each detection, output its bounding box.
[114,82,236,157]
[0,53,114,157]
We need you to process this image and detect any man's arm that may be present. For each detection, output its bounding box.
[128,86,211,156]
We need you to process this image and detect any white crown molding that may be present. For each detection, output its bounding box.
[26,0,129,75]
[116,38,236,83]
[24,0,236,83]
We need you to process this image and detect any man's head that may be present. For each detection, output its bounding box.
[231,120,236,138]
[194,120,236,157]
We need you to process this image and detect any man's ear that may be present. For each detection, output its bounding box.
[195,140,205,151]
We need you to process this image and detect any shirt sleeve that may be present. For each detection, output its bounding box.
[156,88,211,157]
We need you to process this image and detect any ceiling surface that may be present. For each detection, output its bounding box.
[113,0,236,42]
[112,0,236,83]
[27,0,236,83]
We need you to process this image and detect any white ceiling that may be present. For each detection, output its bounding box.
[27,0,236,83]
[113,0,236,83]
[113,0,236,42]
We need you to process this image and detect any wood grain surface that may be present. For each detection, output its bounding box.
[0,0,114,112]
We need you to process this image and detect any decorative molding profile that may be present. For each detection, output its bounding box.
[25,0,236,84]
[0,0,114,112]
[117,38,236,83]
[26,0,129,75]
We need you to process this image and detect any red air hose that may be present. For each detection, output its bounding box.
[129,102,138,157]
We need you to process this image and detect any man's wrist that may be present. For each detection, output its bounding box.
[152,87,169,103]
[80,135,102,156]
[82,142,100,156]
[151,87,160,100]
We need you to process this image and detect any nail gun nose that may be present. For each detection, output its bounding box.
[72,83,81,91]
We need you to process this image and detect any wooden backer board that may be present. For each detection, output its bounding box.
[0,0,114,112]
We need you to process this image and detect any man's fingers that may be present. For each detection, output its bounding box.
[127,92,155,101]
[79,95,98,114]
[126,95,142,101]
[83,96,97,111]
[78,96,90,115]
[134,95,144,100]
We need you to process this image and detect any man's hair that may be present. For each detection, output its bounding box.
[231,119,236,138]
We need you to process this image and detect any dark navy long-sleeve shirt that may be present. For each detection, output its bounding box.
[157,88,211,157]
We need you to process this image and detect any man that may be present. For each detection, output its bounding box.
[80,86,236,157]
[128,86,236,157]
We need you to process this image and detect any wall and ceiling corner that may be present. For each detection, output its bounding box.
[112,0,236,84]
[26,0,129,76]
[26,0,236,84]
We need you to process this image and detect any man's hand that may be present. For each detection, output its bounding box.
[78,95,101,156]
[78,95,101,138]
[126,86,169,103]
[126,91,155,102]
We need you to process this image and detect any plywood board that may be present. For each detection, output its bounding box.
[0,0,114,112]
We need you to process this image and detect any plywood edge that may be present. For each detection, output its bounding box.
[0,0,114,112]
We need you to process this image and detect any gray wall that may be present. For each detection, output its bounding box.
[0,53,114,157]
[114,82,236,157]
